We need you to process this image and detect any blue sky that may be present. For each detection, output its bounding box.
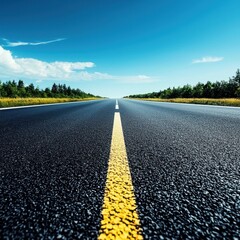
[0,0,240,98]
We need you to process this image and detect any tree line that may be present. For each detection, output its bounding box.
[126,69,240,99]
[0,80,99,98]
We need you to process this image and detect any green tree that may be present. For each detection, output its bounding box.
[44,87,52,97]
[193,83,204,98]
[4,80,18,97]
[17,80,26,97]
[26,83,35,97]
[235,87,240,98]
[51,83,58,95]
[181,84,193,98]
[203,81,213,98]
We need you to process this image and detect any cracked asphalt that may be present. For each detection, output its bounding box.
[1,99,240,239]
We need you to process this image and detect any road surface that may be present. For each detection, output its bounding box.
[1,99,239,239]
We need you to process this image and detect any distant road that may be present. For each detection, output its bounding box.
[1,99,239,239]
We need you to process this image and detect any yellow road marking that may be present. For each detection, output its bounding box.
[98,112,143,240]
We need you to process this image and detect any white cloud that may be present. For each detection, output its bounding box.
[0,46,153,83]
[0,46,21,71]
[2,38,66,47]
[113,74,154,83]
[192,56,224,64]
[0,46,94,80]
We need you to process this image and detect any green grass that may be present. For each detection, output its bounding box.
[130,98,240,107]
[0,97,101,108]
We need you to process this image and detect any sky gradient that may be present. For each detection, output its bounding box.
[1,0,240,97]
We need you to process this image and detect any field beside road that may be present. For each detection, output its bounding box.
[0,97,100,108]
[130,98,240,107]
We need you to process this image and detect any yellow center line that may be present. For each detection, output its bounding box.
[98,112,143,240]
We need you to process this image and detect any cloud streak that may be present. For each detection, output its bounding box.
[192,56,224,64]
[113,75,154,83]
[2,38,66,47]
[0,46,153,83]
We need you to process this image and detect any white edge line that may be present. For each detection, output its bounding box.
[0,99,99,111]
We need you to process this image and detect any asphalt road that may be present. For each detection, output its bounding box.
[1,99,240,239]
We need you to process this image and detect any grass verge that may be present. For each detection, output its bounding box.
[130,98,240,107]
[0,97,100,108]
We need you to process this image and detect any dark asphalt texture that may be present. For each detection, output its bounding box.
[120,100,240,239]
[0,100,114,239]
[1,99,240,239]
